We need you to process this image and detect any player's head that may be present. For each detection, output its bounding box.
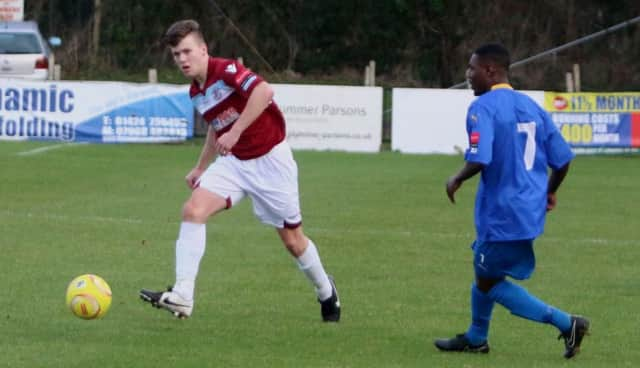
[164,20,209,80]
[466,43,510,96]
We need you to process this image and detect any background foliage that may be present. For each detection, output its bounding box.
[25,0,640,90]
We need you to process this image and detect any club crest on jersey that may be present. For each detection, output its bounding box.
[211,107,240,131]
[225,63,237,74]
[192,80,234,114]
[469,132,480,153]
[470,132,480,145]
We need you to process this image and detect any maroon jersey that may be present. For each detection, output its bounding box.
[189,57,285,160]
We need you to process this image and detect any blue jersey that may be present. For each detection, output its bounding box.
[464,84,574,242]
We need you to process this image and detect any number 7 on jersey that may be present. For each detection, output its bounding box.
[517,122,536,170]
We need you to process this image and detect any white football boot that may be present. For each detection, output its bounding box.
[140,287,193,319]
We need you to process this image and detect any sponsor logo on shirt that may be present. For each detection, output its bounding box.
[192,80,234,114]
[224,63,237,74]
[211,107,240,131]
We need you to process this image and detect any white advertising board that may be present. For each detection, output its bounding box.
[392,88,544,154]
[0,79,193,143]
[273,84,383,152]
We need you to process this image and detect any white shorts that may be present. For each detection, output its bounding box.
[198,140,302,228]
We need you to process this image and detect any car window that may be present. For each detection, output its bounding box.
[0,33,42,54]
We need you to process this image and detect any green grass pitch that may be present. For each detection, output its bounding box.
[0,141,638,367]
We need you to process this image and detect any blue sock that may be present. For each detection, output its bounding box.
[465,283,494,345]
[488,280,572,332]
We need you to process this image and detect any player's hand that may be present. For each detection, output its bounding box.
[185,167,205,189]
[446,176,461,204]
[215,129,241,156]
[546,192,557,212]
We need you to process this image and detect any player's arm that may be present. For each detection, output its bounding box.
[215,81,274,154]
[546,162,570,211]
[447,103,491,203]
[230,81,273,135]
[185,124,218,189]
[542,109,574,211]
[446,162,484,203]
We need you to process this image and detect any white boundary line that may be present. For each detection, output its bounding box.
[0,209,468,238]
[0,209,634,246]
[0,210,143,224]
[15,143,82,156]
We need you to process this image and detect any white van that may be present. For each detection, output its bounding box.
[0,21,60,80]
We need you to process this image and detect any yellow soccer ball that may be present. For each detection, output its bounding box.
[65,274,112,319]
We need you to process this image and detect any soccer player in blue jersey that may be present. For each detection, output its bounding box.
[434,44,589,359]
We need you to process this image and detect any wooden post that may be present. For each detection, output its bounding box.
[54,64,62,80]
[364,65,370,86]
[573,63,581,92]
[237,57,243,65]
[148,68,158,83]
[48,53,55,80]
[368,60,376,86]
[565,72,574,92]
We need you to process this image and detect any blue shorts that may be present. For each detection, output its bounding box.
[471,239,536,280]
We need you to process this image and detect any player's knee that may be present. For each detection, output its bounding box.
[282,238,301,255]
[282,233,307,257]
[182,200,209,222]
[476,277,502,293]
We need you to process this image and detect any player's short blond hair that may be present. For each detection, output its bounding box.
[163,19,205,47]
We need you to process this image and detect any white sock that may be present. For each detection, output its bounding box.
[174,221,206,301]
[296,239,332,301]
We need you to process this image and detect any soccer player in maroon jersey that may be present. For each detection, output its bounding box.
[140,20,340,321]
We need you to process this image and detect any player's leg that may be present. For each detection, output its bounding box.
[466,279,496,345]
[276,227,330,293]
[434,281,493,352]
[486,278,572,329]
[139,188,228,318]
[141,156,245,318]
[172,157,246,308]
[172,187,228,301]
[485,276,589,358]
[434,241,493,353]
[478,240,588,358]
[253,195,340,322]
[484,275,591,358]
[475,240,572,331]
[276,225,340,322]
[436,239,566,352]
[249,141,339,321]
